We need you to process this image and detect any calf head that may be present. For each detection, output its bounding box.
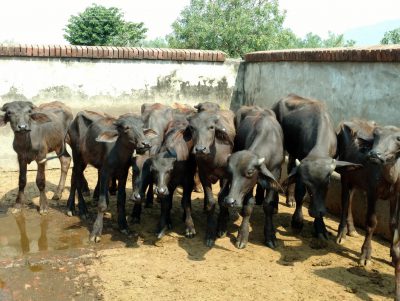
[367,126,400,165]
[284,157,360,218]
[224,151,281,207]
[150,152,177,197]
[96,115,154,150]
[194,102,220,112]
[0,101,51,132]
[185,111,231,155]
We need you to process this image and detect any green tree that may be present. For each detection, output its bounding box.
[381,27,400,44]
[295,32,355,48]
[168,0,293,57]
[64,4,147,46]
[140,37,169,48]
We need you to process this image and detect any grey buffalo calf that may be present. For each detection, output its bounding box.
[0,101,72,214]
[224,109,284,248]
[272,94,357,245]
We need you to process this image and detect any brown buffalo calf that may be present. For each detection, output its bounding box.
[0,101,72,214]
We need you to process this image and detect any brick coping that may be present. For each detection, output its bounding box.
[0,45,226,62]
[245,45,400,62]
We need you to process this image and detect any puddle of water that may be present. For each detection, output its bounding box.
[0,208,92,259]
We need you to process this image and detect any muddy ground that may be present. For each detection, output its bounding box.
[0,166,396,301]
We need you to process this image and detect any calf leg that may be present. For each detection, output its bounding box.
[359,191,378,266]
[157,189,174,239]
[336,180,352,244]
[182,180,196,238]
[291,177,306,231]
[286,156,296,207]
[52,151,71,201]
[255,185,265,206]
[390,196,400,300]
[200,173,217,247]
[217,179,230,238]
[90,169,109,243]
[36,163,48,215]
[236,194,255,249]
[264,189,278,248]
[15,157,27,211]
[109,177,118,196]
[66,166,78,216]
[117,173,129,234]
[346,190,359,237]
[145,179,154,208]
[131,203,142,224]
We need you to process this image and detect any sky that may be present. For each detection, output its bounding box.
[0,0,399,45]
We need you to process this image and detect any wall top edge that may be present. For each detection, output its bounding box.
[245,45,400,63]
[0,44,226,62]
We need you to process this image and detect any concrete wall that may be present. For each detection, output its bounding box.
[0,46,240,170]
[239,61,400,126]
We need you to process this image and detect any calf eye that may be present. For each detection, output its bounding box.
[6,111,12,115]
[247,169,255,176]
[209,126,215,130]
[396,136,400,142]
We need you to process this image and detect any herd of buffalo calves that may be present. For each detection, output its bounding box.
[1,94,400,298]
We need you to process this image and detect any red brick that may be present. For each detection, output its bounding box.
[43,45,49,56]
[86,46,93,58]
[54,45,61,57]
[32,45,39,56]
[127,48,134,59]
[49,45,55,56]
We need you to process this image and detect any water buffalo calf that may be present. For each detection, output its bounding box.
[272,94,357,246]
[186,109,235,247]
[224,109,284,248]
[69,112,152,242]
[0,101,72,214]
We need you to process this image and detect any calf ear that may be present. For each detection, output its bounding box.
[96,130,119,143]
[334,161,363,174]
[258,163,283,192]
[143,128,158,138]
[183,126,192,141]
[0,114,7,127]
[30,112,52,123]
[281,167,298,188]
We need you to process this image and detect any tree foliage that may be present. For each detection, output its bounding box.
[64,4,147,46]
[294,32,356,48]
[168,0,293,57]
[168,0,356,57]
[381,27,400,44]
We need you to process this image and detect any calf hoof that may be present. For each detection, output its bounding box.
[89,235,101,243]
[193,186,203,193]
[265,239,276,249]
[336,230,347,245]
[217,230,227,238]
[205,238,215,248]
[66,210,74,217]
[286,198,295,208]
[185,228,196,238]
[156,227,168,239]
[39,208,48,215]
[348,230,359,238]
[235,239,248,249]
[52,193,61,201]
[291,219,304,231]
[359,257,372,267]
[120,228,130,236]
[310,235,329,249]
[11,205,22,214]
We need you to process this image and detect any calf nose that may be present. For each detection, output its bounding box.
[224,197,235,207]
[195,145,207,153]
[141,140,151,149]
[17,124,28,131]
[130,192,142,203]
[308,206,327,218]
[155,186,169,196]
[368,150,384,163]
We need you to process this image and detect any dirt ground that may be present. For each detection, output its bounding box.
[0,166,396,301]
